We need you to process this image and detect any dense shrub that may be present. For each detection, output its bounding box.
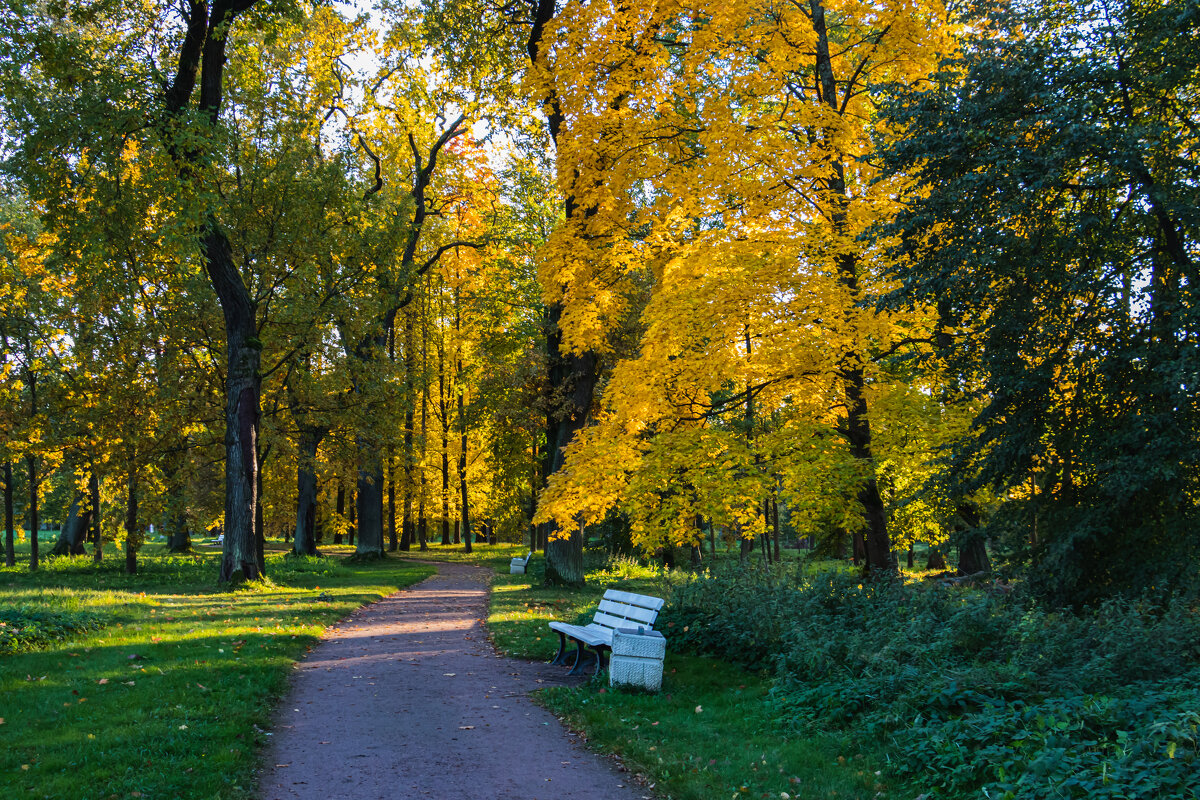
[0,604,107,653]
[662,565,1200,798]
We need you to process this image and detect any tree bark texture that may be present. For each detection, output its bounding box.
[355,449,386,558]
[27,454,38,571]
[4,461,15,567]
[50,494,90,556]
[124,470,138,576]
[529,2,596,588]
[90,470,101,564]
[293,424,324,556]
[164,0,265,584]
[401,313,416,551]
[811,0,893,575]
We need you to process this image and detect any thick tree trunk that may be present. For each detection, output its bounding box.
[212,250,264,583]
[539,305,596,587]
[956,504,991,575]
[811,0,893,576]
[355,450,386,559]
[161,0,265,584]
[3,461,13,567]
[293,425,323,556]
[545,521,585,587]
[528,6,597,588]
[50,494,90,556]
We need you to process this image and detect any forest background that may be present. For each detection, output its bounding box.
[1,0,1198,798]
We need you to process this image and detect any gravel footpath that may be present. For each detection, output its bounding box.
[258,561,649,800]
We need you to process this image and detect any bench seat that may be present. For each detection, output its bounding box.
[548,589,665,676]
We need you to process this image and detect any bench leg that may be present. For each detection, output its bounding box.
[589,645,608,677]
[566,641,592,675]
[549,631,569,666]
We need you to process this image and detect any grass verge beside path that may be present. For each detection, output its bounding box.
[417,544,889,800]
[0,546,434,800]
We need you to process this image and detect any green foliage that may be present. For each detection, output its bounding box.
[0,601,106,653]
[878,0,1200,603]
[665,567,1200,798]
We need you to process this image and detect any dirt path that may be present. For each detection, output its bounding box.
[259,561,648,800]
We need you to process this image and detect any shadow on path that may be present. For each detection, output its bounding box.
[259,561,649,800]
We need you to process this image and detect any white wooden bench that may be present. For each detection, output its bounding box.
[548,589,665,676]
[510,551,533,574]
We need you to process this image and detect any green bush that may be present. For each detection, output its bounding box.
[0,605,107,653]
[662,566,1200,798]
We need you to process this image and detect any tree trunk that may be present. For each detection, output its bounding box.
[210,231,264,583]
[544,521,585,587]
[955,504,991,575]
[355,452,385,559]
[27,364,38,571]
[90,470,101,564]
[256,445,268,565]
[161,0,265,584]
[334,485,345,545]
[852,530,866,566]
[50,494,90,556]
[418,295,429,551]
[927,545,947,571]
[27,453,38,571]
[439,326,451,547]
[387,449,398,552]
[293,425,324,556]
[810,0,893,576]
[125,469,138,576]
[401,312,416,552]
[3,461,13,567]
[539,305,595,588]
[459,394,471,554]
[528,6,598,588]
[772,496,781,562]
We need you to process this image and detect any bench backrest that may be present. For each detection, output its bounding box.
[591,589,665,634]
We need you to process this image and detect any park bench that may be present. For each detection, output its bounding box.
[510,551,533,574]
[548,589,665,676]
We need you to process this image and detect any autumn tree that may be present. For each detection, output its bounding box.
[529,0,953,573]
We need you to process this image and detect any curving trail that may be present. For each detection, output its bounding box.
[258,561,648,800]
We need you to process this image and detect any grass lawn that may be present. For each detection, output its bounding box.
[1,543,434,800]
[423,543,892,800]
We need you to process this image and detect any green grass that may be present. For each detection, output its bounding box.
[397,540,528,572]
[0,545,434,800]
[540,657,889,800]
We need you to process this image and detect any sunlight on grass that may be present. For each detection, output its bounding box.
[0,549,434,800]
